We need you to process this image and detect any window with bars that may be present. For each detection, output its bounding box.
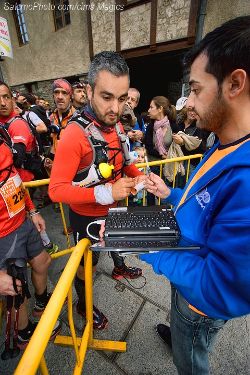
[12,1,29,46]
[53,0,71,31]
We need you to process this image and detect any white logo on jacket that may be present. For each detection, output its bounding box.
[195,188,210,209]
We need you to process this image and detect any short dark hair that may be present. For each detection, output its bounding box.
[87,51,129,89]
[23,92,36,105]
[184,16,250,85]
[0,81,12,97]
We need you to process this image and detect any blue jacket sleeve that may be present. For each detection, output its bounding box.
[141,173,250,320]
[161,187,183,207]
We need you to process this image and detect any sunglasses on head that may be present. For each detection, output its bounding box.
[72,82,85,89]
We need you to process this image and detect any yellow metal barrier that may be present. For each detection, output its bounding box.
[1,154,202,373]
[135,154,202,184]
[24,179,71,249]
[132,154,203,206]
[14,239,126,375]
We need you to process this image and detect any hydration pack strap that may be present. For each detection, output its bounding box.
[115,124,132,166]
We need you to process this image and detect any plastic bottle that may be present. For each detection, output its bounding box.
[40,231,51,247]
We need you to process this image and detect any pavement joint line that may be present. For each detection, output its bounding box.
[110,299,146,363]
[97,350,129,375]
[99,270,169,313]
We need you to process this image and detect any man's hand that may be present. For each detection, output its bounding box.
[172,134,184,146]
[133,130,144,141]
[0,270,21,296]
[127,130,137,141]
[144,173,171,199]
[133,174,147,185]
[44,158,53,170]
[112,177,135,201]
[99,221,105,240]
[31,213,46,232]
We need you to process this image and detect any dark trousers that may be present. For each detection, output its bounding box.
[69,208,124,268]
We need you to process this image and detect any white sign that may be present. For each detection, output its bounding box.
[0,17,13,58]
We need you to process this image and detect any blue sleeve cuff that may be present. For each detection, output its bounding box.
[161,188,183,207]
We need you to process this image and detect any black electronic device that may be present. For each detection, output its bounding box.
[91,206,200,254]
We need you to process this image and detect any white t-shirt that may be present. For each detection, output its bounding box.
[23,110,42,127]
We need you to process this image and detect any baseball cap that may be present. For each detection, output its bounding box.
[176,96,188,111]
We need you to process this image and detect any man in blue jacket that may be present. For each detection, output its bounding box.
[142,16,250,375]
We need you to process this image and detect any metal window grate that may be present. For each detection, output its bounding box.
[12,1,29,46]
[52,0,71,31]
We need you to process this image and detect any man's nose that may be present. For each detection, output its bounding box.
[57,92,64,99]
[0,97,6,106]
[186,94,194,109]
[110,100,119,113]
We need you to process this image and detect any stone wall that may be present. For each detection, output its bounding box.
[11,79,54,106]
[120,3,151,50]
[203,0,250,36]
[11,72,88,107]
[157,0,190,43]
[90,0,116,54]
[1,0,90,86]
[91,0,191,52]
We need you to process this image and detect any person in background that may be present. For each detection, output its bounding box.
[126,88,146,150]
[48,79,76,224]
[0,126,61,349]
[129,146,146,206]
[144,96,176,205]
[169,99,208,187]
[142,16,250,375]
[71,82,87,110]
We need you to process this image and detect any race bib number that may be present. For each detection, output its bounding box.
[0,173,25,218]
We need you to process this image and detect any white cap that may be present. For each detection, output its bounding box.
[176,96,188,111]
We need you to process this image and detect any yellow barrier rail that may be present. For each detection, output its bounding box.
[133,154,203,205]
[24,180,71,249]
[9,154,203,374]
[14,239,126,375]
[23,154,202,247]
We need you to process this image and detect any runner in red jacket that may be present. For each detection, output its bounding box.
[0,88,61,348]
[49,51,146,329]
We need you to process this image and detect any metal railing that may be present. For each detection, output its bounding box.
[4,154,202,374]
[14,239,126,375]
[24,179,71,249]
[133,154,203,205]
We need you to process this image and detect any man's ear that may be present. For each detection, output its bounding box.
[228,69,247,98]
[86,84,93,101]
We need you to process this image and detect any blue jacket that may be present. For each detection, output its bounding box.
[141,138,250,320]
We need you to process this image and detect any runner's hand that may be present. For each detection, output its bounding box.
[31,213,46,232]
[133,174,147,185]
[99,221,105,240]
[0,271,21,296]
[112,177,135,201]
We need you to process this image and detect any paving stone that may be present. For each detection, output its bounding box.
[98,253,171,312]
[1,204,250,375]
[210,317,250,375]
[116,301,177,375]
[92,273,144,346]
